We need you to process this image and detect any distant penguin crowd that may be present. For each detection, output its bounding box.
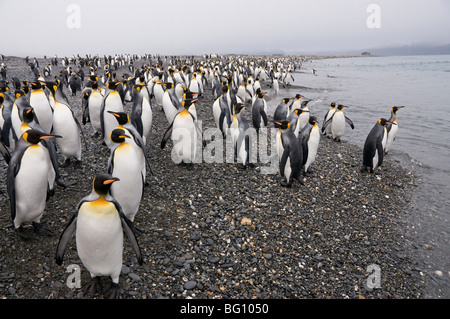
[0,53,404,298]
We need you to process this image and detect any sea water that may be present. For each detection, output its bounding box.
[265,54,450,297]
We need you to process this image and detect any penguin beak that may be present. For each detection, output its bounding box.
[386,121,394,125]
[275,122,282,126]
[120,134,131,139]
[103,177,120,185]
[40,134,62,140]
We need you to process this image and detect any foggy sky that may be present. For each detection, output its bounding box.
[1,0,449,57]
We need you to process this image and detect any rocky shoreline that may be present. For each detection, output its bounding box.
[0,55,426,299]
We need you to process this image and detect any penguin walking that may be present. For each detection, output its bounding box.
[108,129,144,224]
[274,98,293,128]
[130,85,152,144]
[251,91,268,133]
[322,104,354,142]
[161,97,201,166]
[274,120,304,187]
[55,173,143,299]
[384,106,404,154]
[299,116,321,175]
[100,81,124,149]
[362,118,394,173]
[230,103,253,169]
[47,81,84,167]
[321,102,336,137]
[7,129,61,239]
[29,81,54,134]
[81,81,104,137]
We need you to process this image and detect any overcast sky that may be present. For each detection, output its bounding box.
[1,0,449,57]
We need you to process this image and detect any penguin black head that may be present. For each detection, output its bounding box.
[22,129,61,144]
[378,118,394,126]
[301,100,311,107]
[308,116,318,125]
[331,102,336,107]
[293,108,309,116]
[15,89,26,99]
[234,103,245,114]
[22,107,35,124]
[133,84,145,92]
[282,98,293,104]
[337,104,347,110]
[182,98,198,110]
[294,94,303,99]
[107,111,129,125]
[92,173,120,197]
[110,128,131,144]
[107,81,122,90]
[392,106,405,113]
[183,91,199,100]
[30,81,43,90]
[161,82,174,89]
[275,120,291,130]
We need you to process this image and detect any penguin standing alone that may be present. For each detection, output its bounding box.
[55,173,143,299]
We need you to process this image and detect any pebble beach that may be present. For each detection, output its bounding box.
[0,55,429,300]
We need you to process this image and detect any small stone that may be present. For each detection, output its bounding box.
[184,280,197,290]
[241,217,252,226]
[208,256,220,264]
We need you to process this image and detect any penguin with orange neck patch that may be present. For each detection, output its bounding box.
[55,173,143,299]
[7,129,62,239]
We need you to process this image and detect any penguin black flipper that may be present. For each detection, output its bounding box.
[81,88,92,125]
[345,116,354,129]
[161,120,174,149]
[322,113,335,133]
[112,197,143,265]
[280,145,290,178]
[6,142,29,224]
[376,137,384,168]
[55,211,78,265]
[260,108,268,127]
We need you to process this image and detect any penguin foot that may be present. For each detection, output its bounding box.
[280,180,292,188]
[104,282,120,299]
[15,226,33,241]
[84,277,102,297]
[33,222,53,237]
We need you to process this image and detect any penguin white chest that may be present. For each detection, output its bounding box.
[14,145,50,227]
[52,102,81,159]
[30,90,53,133]
[89,91,103,132]
[332,111,345,138]
[76,200,124,278]
[172,111,197,162]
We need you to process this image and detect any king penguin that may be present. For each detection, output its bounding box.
[161,82,182,125]
[322,104,354,142]
[384,106,404,154]
[161,97,201,166]
[230,103,252,169]
[362,118,394,173]
[55,173,143,299]
[108,129,144,225]
[108,110,152,182]
[274,120,304,187]
[130,84,152,144]
[81,81,104,137]
[212,86,232,137]
[274,98,293,128]
[29,81,53,134]
[100,81,124,150]
[322,102,336,137]
[7,129,61,239]
[299,116,321,175]
[251,91,268,133]
[47,80,84,167]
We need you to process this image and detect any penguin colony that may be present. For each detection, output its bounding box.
[0,53,404,298]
